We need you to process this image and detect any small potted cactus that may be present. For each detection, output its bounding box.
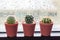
[40,18,53,36]
[22,15,36,37]
[5,16,18,37]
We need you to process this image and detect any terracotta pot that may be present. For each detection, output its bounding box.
[5,22,18,37]
[22,22,36,37]
[40,21,53,36]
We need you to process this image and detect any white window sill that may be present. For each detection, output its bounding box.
[0,32,60,37]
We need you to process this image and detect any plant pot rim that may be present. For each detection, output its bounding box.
[5,21,18,25]
[40,21,53,25]
[22,21,36,24]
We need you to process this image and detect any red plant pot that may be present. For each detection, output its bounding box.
[5,22,18,37]
[22,22,36,37]
[40,21,53,36]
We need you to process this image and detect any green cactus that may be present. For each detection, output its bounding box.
[7,16,15,24]
[42,18,51,23]
[25,15,34,24]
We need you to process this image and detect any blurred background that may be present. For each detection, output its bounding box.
[0,0,60,37]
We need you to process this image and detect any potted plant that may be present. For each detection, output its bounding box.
[40,17,53,36]
[22,15,36,37]
[5,16,18,37]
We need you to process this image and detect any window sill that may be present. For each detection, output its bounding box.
[0,31,60,37]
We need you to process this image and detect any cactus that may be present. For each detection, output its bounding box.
[42,18,51,23]
[7,16,15,24]
[25,15,34,24]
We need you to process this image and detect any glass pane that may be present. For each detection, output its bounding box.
[0,0,60,32]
